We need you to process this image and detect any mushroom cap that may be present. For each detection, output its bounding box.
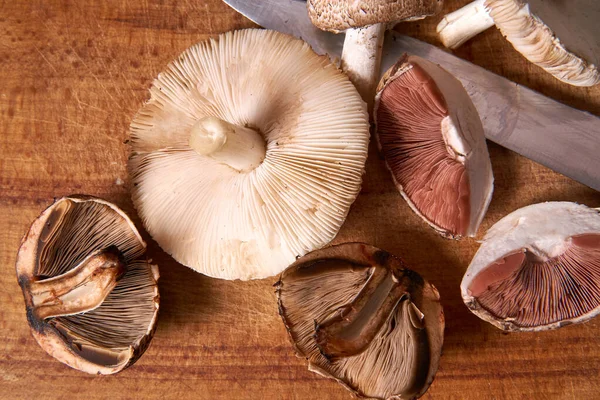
[128,29,369,280]
[374,54,493,238]
[16,196,160,374]
[277,243,444,400]
[307,0,444,33]
[485,0,600,86]
[462,202,600,331]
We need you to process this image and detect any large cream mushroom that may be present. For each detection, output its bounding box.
[462,202,600,331]
[16,196,159,374]
[307,0,443,106]
[374,55,494,238]
[437,0,600,86]
[128,29,370,280]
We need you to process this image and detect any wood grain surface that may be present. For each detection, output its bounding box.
[1,1,599,399]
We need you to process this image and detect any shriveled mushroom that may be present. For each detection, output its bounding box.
[462,202,600,331]
[437,0,600,86]
[374,54,493,238]
[307,0,443,106]
[128,29,369,280]
[277,243,444,400]
[16,196,159,374]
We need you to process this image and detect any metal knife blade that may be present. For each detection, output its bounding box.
[223,0,600,191]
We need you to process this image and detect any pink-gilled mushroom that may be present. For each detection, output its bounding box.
[128,29,370,280]
[16,196,159,374]
[463,202,600,331]
[374,54,494,238]
[437,0,600,86]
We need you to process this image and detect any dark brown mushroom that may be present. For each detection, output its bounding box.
[276,243,444,400]
[16,196,159,374]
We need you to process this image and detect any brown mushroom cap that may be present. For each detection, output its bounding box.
[307,0,444,33]
[462,202,600,331]
[374,54,493,238]
[16,196,159,374]
[277,243,444,400]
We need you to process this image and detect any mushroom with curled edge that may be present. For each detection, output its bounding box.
[462,202,600,332]
[374,54,494,238]
[277,243,444,400]
[307,0,444,108]
[437,0,600,87]
[16,196,160,374]
[128,29,370,280]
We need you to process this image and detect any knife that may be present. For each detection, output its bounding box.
[222,0,600,192]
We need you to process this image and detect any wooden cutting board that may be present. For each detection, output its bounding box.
[1,1,599,399]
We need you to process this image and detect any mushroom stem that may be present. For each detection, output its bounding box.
[436,0,495,49]
[189,116,266,172]
[341,23,386,111]
[315,266,420,359]
[28,246,125,320]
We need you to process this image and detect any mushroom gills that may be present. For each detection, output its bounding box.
[49,259,159,367]
[468,234,600,328]
[17,196,159,374]
[523,0,599,69]
[486,0,600,86]
[128,29,369,280]
[375,55,493,238]
[462,202,600,331]
[315,265,425,361]
[437,0,600,86]
[36,198,145,277]
[277,244,444,400]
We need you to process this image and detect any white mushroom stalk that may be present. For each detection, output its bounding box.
[436,0,494,49]
[340,24,386,109]
[437,0,600,87]
[189,116,265,173]
[307,0,444,109]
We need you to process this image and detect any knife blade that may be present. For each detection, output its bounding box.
[223,0,600,191]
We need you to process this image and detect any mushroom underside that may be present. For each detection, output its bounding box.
[468,234,600,329]
[35,198,145,277]
[376,62,471,237]
[49,259,158,366]
[278,245,443,400]
[18,198,158,372]
[128,29,369,280]
[486,0,600,86]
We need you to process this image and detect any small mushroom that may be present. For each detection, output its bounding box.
[16,196,159,374]
[462,202,600,331]
[128,29,369,280]
[277,243,444,400]
[307,0,443,106]
[437,0,600,86]
[374,54,493,238]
